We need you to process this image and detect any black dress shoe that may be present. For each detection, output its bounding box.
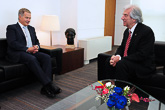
[51,85,62,94]
[47,83,62,94]
[40,86,56,98]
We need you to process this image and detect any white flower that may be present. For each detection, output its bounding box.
[124,86,130,91]
[95,96,100,100]
[127,98,131,106]
[95,95,101,100]
[111,85,116,88]
[106,82,112,87]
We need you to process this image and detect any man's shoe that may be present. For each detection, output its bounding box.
[49,84,62,94]
[52,85,62,94]
[40,86,56,98]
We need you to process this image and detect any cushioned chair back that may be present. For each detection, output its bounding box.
[0,39,7,59]
[154,41,165,66]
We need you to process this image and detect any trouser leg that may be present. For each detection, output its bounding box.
[33,52,52,79]
[104,57,116,79]
[19,52,51,85]
[115,59,137,81]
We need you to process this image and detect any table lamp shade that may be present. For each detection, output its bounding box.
[41,15,60,31]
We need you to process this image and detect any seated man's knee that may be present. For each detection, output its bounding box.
[116,60,126,69]
[29,56,38,63]
[42,54,51,62]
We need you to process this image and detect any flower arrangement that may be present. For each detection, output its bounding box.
[91,81,155,110]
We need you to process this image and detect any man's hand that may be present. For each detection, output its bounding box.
[33,45,39,54]
[27,47,36,53]
[33,45,39,50]
[27,45,39,54]
[110,55,120,67]
[110,55,116,66]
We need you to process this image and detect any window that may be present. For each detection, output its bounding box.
[132,0,165,41]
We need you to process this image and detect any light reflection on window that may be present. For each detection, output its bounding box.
[131,0,165,41]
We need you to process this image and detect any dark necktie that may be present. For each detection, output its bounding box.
[124,31,131,57]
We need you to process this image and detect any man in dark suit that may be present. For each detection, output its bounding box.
[107,5,156,81]
[6,8,61,98]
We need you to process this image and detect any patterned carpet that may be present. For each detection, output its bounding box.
[0,60,97,110]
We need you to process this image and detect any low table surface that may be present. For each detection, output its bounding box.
[46,79,165,110]
[41,45,83,53]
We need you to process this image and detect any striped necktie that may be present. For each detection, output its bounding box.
[23,26,32,47]
[124,31,131,57]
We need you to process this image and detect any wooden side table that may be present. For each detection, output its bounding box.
[41,45,84,74]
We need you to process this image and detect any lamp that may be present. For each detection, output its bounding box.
[41,15,60,46]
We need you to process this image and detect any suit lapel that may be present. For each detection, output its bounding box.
[15,23,27,46]
[16,23,27,42]
[129,23,141,48]
[123,28,129,46]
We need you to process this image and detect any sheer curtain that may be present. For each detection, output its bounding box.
[131,0,165,41]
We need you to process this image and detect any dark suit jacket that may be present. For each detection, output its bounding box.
[6,23,40,63]
[116,23,156,78]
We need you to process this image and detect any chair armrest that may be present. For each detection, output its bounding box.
[39,47,62,74]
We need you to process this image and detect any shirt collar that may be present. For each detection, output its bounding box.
[18,22,27,28]
[129,23,138,34]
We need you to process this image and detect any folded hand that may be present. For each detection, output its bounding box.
[110,55,120,67]
[27,46,38,54]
